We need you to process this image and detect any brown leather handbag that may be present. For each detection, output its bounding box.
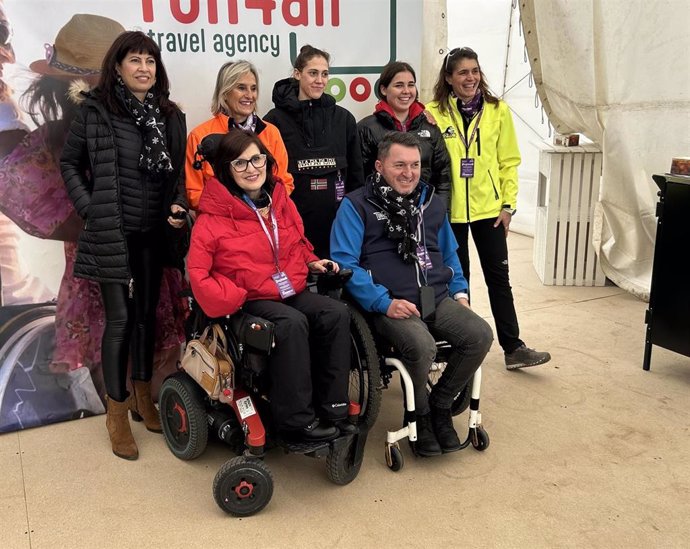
[180,324,233,399]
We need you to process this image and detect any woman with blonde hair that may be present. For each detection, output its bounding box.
[185,60,293,209]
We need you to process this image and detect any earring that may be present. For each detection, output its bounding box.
[375,172,381,183]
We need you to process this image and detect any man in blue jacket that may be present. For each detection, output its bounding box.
[331,132,493,457]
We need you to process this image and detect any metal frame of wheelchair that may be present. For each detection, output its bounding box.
[158,274,382,517]
[376,337,490,472]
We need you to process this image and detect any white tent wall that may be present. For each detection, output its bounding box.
[521,0,690,299]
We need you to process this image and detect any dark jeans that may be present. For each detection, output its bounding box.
[100,231,163,402]
[452,219,524,353]
[373,297,493,415]
[243,291,350,430]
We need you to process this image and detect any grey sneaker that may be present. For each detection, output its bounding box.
[505,344,551,370]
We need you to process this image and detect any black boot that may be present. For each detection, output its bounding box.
[280,418,338,443]
[431,405,462,453]
[413,412,442,457]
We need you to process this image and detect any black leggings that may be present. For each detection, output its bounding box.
[100,232,163,402]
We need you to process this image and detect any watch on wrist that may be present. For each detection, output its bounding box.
[502,204,516,215]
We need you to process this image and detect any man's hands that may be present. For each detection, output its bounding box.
[386,298,420,319]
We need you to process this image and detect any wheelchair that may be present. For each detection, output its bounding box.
[158,268,382,517]
[370,319,490,472]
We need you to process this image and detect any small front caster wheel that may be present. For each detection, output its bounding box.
[385,443,404,472]
[213,456,273,517]
[471,426,490,451]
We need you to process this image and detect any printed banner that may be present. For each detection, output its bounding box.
[0,0,422,432]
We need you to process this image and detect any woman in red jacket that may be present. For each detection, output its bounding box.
[188,130,353,442]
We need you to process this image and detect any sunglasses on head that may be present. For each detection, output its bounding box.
[444,47,476,71]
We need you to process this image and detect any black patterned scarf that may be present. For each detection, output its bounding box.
[372,173,421,264]
[116,78,173,176]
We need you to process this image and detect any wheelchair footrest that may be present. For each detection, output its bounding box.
[277,439,331,456]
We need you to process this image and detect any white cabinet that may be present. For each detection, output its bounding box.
[533,143,606,286]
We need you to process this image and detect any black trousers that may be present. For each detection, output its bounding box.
[242,291,351,430]
[452,218,524,353]
[99,231,163,402]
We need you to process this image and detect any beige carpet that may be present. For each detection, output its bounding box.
[2,233,689,549]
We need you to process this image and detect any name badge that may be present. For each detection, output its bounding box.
[335,173,345,202]
[460,158,475,178]
[272,271,296,299]
[416,243,433,270]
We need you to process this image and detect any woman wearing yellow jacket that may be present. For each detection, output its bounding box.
[427,47,550,370]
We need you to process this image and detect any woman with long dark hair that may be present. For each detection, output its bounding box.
[427,47,550,371]
[60,31,189,460]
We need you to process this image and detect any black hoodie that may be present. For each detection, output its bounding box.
[264,77,364,258]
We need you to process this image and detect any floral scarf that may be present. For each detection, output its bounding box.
[116,78,173,176]
[372,173,421,264]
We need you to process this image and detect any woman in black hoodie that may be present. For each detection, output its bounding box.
[264,44,364,258]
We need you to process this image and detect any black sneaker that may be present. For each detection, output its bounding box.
[333,419,359,435]
[280,418,338,443]
[505,344,551,370]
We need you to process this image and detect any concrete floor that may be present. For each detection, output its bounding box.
[2,233,689,549]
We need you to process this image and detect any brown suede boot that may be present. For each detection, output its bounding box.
[129,380,162,433]
[106,397,139,460]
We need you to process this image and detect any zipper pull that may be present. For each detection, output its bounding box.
[128,278,134,299]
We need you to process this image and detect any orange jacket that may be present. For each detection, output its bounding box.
[184,113,294,209]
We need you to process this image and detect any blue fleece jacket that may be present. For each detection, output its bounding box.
[330,180,468,314]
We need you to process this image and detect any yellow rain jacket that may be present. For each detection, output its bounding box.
[426,98,520,224]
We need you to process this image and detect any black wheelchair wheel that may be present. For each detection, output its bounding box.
[213,456,274,517]
[347,306,381,430]
[471,426,490,451]
[326,435,362,486]
[159,372,209,460]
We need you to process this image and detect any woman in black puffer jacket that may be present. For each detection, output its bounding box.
[357,61,451,207]
[60,31,188,461]
[264,44,364,258]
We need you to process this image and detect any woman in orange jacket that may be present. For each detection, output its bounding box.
[185,60,293,209]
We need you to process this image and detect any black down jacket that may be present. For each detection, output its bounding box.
[60,91,188,284]
[357,102,451,207]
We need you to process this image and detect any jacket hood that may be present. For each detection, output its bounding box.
[271,77,336,113]
[374,99,426,128]
[67,78,93,105]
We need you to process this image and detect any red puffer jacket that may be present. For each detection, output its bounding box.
[188,177,319,318]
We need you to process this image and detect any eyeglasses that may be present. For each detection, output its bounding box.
[0,21,12,47]
[229,153,267,172]
[444,47,476,71]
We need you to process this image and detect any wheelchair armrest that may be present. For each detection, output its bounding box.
[314,268,353,294]
[230,312,275,354]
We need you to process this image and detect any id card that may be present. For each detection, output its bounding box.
[416,243,433,270]
[460,158,475,178]
[419,285,436,321]
[335,172,345,202]
[272,271,296,299]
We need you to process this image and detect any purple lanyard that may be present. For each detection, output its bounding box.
[450,105,483,152]
[243,195,281,270]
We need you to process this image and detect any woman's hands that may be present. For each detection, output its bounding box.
[308,259,340,273]
[167,204,187,228]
